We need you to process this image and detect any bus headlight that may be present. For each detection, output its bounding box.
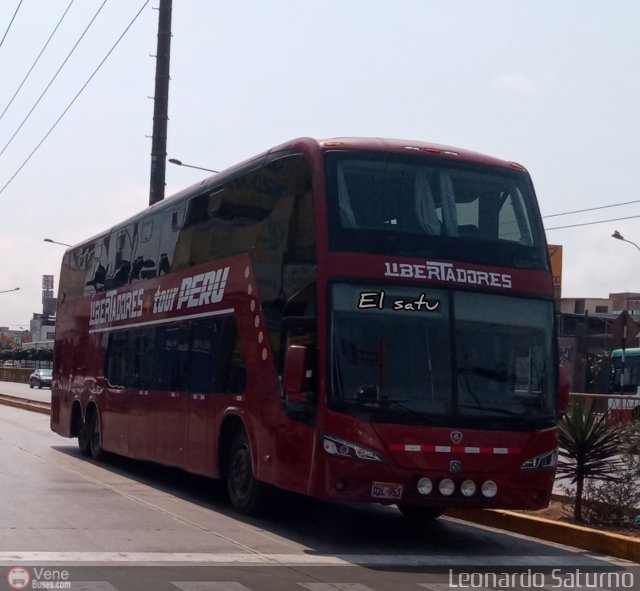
[322,433,384,462]
[520,449,558,470]
[438,478,455,496]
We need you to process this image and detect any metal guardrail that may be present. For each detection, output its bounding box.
[568,392,640,424]
[570,391,640,408]
[0,368,31,383]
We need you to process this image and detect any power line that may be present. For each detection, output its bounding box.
[0,0,151,196]
[0,0,24,50]
[0,0,76,125]
[545,213,640,231]
[0,0,108,159]
[543,199,640,219]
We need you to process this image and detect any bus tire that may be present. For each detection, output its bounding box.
[397,504,444,522]
[226,429,267,515]
[77,417,92,457]
[88,409,107,461]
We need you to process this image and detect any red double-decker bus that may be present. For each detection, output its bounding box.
[51,137,564,519]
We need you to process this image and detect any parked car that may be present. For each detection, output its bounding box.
[29,368,52,389]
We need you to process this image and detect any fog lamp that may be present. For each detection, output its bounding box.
[481,480,498,498]
[438,478,455,496]
[417,477,433,495]
[460,479,477,497]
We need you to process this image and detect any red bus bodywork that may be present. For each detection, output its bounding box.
[51,137,560,515]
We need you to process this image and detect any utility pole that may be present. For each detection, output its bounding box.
[149,0,172,206]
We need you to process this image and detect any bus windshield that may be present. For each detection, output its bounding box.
[325,151,548,270]
[330,284,556,429]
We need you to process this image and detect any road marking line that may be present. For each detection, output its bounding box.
[299,584,376,591]
[173,583,253,591]
[69,583,119,591]
[419,585,493,591]
[0,553,612,567]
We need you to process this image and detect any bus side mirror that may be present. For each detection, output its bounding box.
[284,345,314,404]
[558,365,570,419]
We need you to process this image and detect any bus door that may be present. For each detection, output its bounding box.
[274,311,317,492]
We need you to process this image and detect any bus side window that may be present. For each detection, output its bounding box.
[221,319,246,395]
[105,331,128,387]
[102,318,246,395]
[85,238,109,294]
[189,316,246,395]
[157,323,190,392]
[280,283,317,423]
[189,319,216,394]
[106,227,135,289]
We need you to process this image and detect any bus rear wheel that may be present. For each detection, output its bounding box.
[88,410,106,461]
[77,417,91,457]
[397,504,444,522]
[226,430,267,515]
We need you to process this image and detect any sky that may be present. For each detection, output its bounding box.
[0,0,639,330]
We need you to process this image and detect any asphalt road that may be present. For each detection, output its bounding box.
[0,379,51,403]
[0,384,637,590]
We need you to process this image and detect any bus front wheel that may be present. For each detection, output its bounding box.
[226,430,267,515]
[88,410,106,461]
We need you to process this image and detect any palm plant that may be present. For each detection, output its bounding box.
[556,398,623,521]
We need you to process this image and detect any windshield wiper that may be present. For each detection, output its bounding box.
[356,396,433,423]
[460,366,514,383]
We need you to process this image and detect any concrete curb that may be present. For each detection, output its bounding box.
[0,394,50,415]
[1,394,639,563]
[446,507,640,563]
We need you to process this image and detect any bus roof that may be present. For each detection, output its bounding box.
[314,137,528,170]
[611,348,640,358]
[64,136,529,253]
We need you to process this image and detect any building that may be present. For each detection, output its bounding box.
[0,327,31,350]
[610,292,640,319]
[559,292,640,393]
[29,313,56,342]
[560,297,612,316]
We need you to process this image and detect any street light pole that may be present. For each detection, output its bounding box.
[612,230,640,253]
[0,287,20,294]
[611,230,640,391]
[43,238,72,247]
[168,158,219,174]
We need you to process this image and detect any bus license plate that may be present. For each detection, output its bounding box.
[371,481,403,500]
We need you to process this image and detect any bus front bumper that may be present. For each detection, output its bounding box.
[312,454,555,511]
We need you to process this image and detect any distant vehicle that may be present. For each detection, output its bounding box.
[609,348,640,420]
[610,347,640,395]
[29,368,52,389]
[2,360,15,367]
